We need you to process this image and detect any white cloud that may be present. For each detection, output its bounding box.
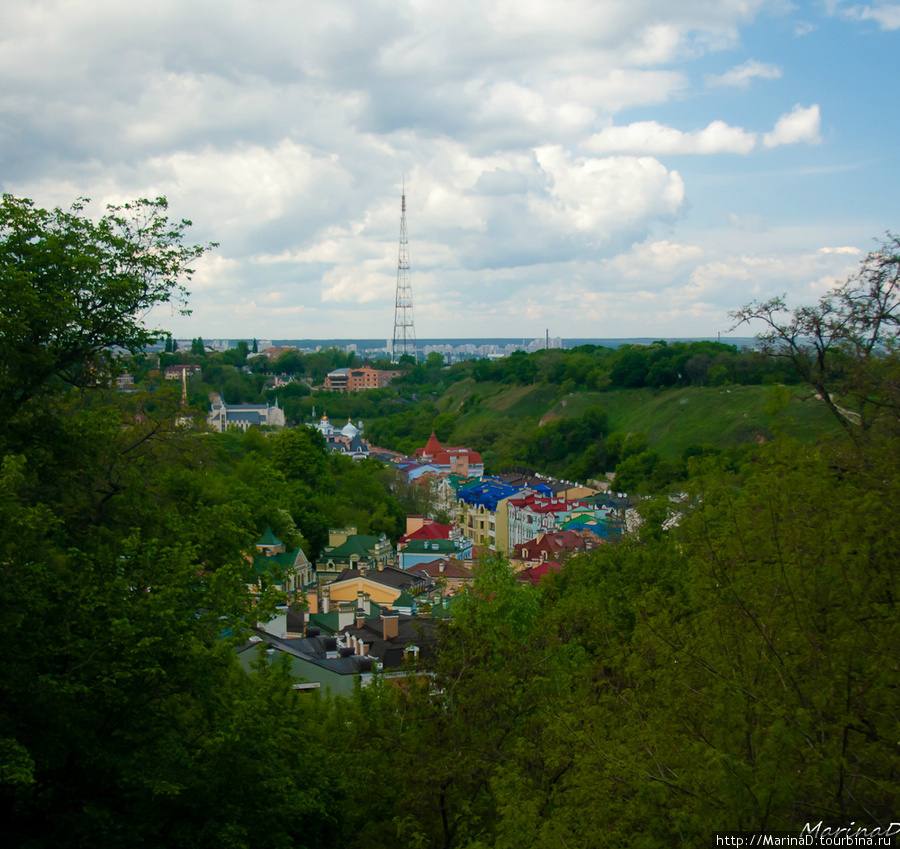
[835,3,900,30]
[763,104,821,148]
[585,119,757,155]
[543,69,690,114]
[819,245,861,254]
[705,59,782,87]
[533,146,685,237]
[606,239,704,281]
[321,266,396,304]
[685,245,862,307]
[0,0,882,340]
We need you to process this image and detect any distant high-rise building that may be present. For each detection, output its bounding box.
[391,187,416,362]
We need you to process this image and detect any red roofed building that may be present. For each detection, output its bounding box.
[415,432,484,479]
[398,518,457,548]
[514,529,600,562]
[415,558,474,592]
[507,493,600,548]
[513,530,602,585]
[517,559,563,587]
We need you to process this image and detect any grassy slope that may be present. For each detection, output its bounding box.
[438,380,842,460]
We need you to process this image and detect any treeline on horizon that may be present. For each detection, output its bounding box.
[155,337,800,401]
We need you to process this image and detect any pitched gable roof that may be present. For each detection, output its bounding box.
[399,522,453,544]
[416,558,474,580]
[516,530,595,560]
[331,565,428,593]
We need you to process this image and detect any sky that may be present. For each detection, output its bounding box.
[2,1,898,342]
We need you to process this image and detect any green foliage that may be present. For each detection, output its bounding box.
[0,391,322,845]
[271,426,329,490]
[0,195,353,847]
[345,431,900,846]
[0,194,211,428]
[523,407,609,473]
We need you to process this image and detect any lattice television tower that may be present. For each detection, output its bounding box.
[391,186,417,362]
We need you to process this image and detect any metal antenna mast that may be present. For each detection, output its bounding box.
[391,184,416,362]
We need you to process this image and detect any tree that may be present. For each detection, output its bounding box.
[359,553,546,849]
[276,349,305,375]
[191,336,205,356]
[0,195,349,846]
[0,382,333,846]
[731,233,900,438]
[425,351,445,370]
[271,426,329,490]
[0,195,211,428]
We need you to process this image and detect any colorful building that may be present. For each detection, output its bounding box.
[323,366,400,392]
[415,432,484,479]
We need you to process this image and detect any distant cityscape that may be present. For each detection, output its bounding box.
[161,335,757,362]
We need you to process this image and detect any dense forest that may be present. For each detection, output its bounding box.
[1,195,898,847]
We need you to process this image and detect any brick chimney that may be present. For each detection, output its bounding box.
[381,610,399,640]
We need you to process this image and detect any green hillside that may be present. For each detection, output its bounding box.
[540,385,841,458]
[438,379,842,463]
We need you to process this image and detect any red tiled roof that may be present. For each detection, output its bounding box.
[518,560,563,587]
[430,449,483,465]
[399,523,453,545]
[415,432,483,465]
[508,494,587,513]
[517,530,593,560]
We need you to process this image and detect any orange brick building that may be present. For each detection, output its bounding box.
[323,366,400,392]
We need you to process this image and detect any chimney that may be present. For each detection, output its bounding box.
[338,603,355,630]
[356,609,366,629]
[382,610,399,640]
[321,587,330,615]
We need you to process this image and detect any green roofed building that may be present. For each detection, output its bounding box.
[317,526,394,584]
[249,527,313,598]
